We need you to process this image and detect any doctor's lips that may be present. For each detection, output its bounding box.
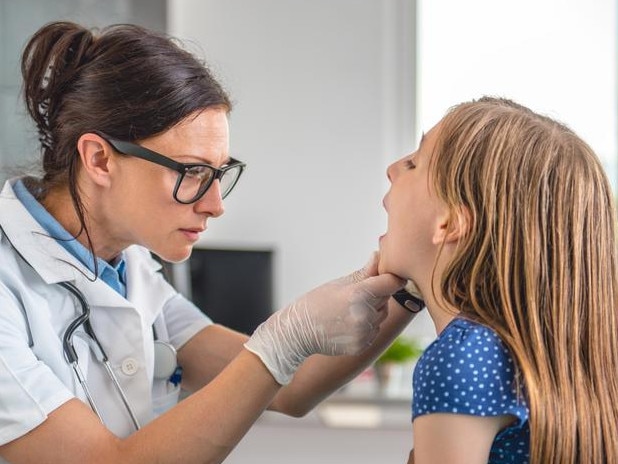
[180,227,205,241]
[181,227,205,232]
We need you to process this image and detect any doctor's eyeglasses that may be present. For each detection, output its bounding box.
[96,132,246,204]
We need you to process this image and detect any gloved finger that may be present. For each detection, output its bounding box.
[334,322,380,355]
[345,251,380,284]
[360,251,380,279]
[348,295,380,322]
[374,304,388,324]
[357,272,405,301]
[348,291,391,327]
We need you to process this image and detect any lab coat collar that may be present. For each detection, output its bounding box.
[0,180,135,309]
[124,246,168,327]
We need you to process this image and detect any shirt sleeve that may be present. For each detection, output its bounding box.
[412,320,528,427]
[161,292,213,349]
[125,245,213,351]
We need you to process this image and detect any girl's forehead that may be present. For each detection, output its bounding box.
[417,122,442,156]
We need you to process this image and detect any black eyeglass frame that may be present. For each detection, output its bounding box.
[94,132,246,204]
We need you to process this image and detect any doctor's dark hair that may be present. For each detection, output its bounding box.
[20,20,231,254]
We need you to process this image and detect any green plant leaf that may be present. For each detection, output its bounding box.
[376,336,424,364]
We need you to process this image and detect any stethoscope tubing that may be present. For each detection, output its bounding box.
[59,281,141,430]
[0,223,177,432]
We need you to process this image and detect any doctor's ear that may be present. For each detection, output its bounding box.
[432,206,470,245]
[76,133,114,187]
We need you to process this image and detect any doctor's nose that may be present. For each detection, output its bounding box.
[193,180,225,218]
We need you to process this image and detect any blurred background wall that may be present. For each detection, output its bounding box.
[1,0,616,348]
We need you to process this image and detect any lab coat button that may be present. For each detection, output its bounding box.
[121,358,139,375]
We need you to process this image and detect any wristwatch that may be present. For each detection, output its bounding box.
[392,289,425,313]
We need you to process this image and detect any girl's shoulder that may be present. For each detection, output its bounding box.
[436,317,506,352]
[415,316,522,404]
[413,316,528,424]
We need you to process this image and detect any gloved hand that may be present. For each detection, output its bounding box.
[244,253,404,385]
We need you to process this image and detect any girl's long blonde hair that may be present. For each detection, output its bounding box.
[431,97,618,463]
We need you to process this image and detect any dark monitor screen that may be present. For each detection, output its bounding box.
[189,248,274,335]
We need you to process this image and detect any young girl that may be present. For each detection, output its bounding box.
[379,97,618,463]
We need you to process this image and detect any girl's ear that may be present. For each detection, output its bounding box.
[76,133,113,187]
[432,206,470,245]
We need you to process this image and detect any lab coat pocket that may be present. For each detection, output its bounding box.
[152,381,181,417]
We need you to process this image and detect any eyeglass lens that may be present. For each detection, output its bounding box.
[176,164,243,203]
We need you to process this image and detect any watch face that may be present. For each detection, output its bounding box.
[392,290,424,313]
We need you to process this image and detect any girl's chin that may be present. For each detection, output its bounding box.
[377,258,408,281]
[376,248,393,275]
[377,258,388,275]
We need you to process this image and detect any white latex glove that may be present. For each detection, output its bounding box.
[244,253,404,385]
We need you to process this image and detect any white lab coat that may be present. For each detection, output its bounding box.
[0,179,212,446]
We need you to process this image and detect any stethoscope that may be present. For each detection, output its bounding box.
[58,281,180,431]
[1,221,180,431]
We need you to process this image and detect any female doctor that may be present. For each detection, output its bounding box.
[0,21,423,464]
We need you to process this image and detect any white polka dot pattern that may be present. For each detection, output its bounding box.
[412,318,530,463]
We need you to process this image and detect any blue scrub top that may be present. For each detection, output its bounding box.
[12,178,127,297]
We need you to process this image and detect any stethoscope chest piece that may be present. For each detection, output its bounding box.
[153,340,178,380]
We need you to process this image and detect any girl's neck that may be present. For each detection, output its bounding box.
[422,288,459,334]
[427,306,457,334]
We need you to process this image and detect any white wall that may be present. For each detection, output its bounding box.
[168,0,416,308]
[417,0,617,187]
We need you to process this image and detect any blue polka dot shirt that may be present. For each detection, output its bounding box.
[412,318,530,463]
